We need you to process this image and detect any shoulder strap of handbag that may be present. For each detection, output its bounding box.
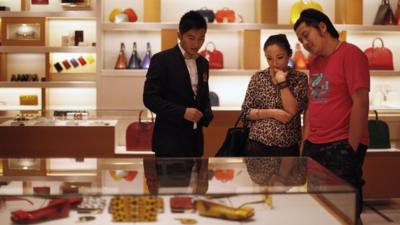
[234,112,248,128]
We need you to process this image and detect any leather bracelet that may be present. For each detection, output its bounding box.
[277,81,289,90]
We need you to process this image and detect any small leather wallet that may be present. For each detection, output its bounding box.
[78,56,87,66]
[170,196,194,213]
[62,60,71,69]
[70,58,80,67]
[85,54,95,64]
[54,62,63,72]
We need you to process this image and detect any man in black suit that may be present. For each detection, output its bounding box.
[143,11,213,157]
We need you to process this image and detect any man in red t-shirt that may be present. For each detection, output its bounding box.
[294,9,370,224]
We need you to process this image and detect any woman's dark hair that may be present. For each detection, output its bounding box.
[179,10,207,34]
[263,34,293,56]
[293,9,339,38]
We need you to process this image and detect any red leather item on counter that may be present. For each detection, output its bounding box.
[215,8,235,23]
[363,37,394,70]
[214,169,234,182]
[11,199,70,224]
[199,42,224,69]
[124,170,138,181]
[33,186,50,194]
[10,198,82,224]
[126,111,154,151]
[170,197,194,212]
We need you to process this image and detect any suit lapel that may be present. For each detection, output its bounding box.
[173,46,195,98]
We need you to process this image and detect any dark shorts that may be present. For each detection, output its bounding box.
[303,139,367,220]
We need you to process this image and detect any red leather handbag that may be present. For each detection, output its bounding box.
[363,37,394,70]
[126,111,154,151]
[215,7,236,23]
[199,42,224,69]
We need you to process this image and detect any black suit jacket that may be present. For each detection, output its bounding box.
[143,45,213,157]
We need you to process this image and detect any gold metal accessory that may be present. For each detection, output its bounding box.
[195,199,254,220]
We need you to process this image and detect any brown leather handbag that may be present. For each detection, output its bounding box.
[395,0,400,25]
[126,111,154,151]
[374,0,396,25]
[363,37,394,70]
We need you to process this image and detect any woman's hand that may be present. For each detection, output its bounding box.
[272,69,288,83]
[272,109,292,123]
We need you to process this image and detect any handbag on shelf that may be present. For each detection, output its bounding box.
[293,43,308,70]
[199,42,224,69]
[126,110,154,151]
[127,42,142,69]
[395,0,400,25]
[209,91,220,106]
[196,7,215,23]
[215,7,236,23]
[215,113,249,157]
[368,110,391,149]
[141,42,152,69]
[374,0,396,25]
[363,37,394,70]
[290,0,323,24]
[115,42,128,69]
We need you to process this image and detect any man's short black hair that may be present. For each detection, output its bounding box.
[179,10,207,34]
[293,9,339,38]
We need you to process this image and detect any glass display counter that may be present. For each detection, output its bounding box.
[0,157,356,224]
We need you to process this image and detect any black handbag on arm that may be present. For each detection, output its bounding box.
[215,113,249,157]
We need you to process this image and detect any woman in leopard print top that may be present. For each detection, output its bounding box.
[242,34,308,156]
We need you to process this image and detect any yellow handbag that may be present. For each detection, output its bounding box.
[290,0,323,24]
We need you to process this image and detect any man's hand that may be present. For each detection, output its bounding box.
[184,108,203,122]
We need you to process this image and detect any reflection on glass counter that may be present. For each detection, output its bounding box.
[0,157,356,224]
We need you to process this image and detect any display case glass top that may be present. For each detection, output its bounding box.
[0,157,356,224]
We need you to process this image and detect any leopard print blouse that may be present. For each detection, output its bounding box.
[242,68,308,147]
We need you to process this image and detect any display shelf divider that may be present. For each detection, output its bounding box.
[101,69,147,77]
[0,46,96,53]
[0,81,96,88]
[242,30,260,70]
[0,11,96,18]
[144,0,160,22]
[161,29,177,51]
[335,0,362,24]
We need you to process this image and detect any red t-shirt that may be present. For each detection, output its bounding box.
[307,42,370,145]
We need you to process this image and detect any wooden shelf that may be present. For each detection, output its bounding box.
[370,71,400,76]
[101,69,147,77]
[101,22,400,32]
[0,46,96,53]
[0,81,96,88]
[0,11,96,18]
[100,69,258,77]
